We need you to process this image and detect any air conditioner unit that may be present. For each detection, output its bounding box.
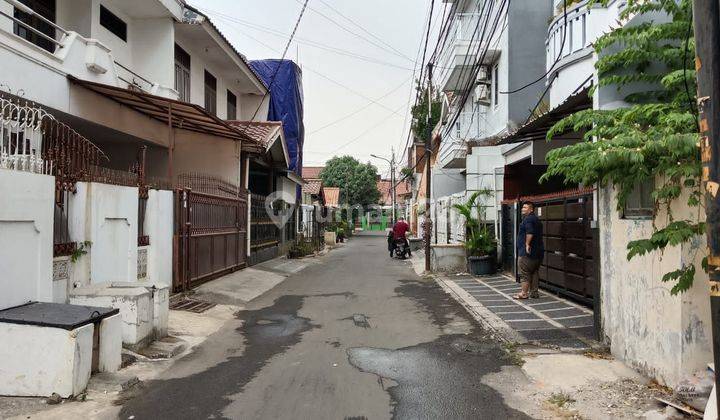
[476,66,490,84]
[474,84,490,104]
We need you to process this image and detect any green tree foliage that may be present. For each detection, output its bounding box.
[411,83,442,140]
[542,0,703,294]
[320,156,381,206]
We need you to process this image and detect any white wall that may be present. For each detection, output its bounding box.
[130,18,175,90]
[145,189,173,287]
[598,185,711,387]
[86,183,139,284]
[0,322,93,397]
[0,170,54,310]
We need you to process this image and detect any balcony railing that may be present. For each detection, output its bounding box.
[436,12,484,91]
[1,0,68,53]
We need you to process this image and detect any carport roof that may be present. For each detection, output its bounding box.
[498,88,591,145]
[68,76,263,152]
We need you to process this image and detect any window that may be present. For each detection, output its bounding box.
[581,14,587,47]
[492,64,499,107]
[13,0,56,53]
[623,179,654,218]
[204,70,217,115]
[174,44,190,102]
[227,90,237,120]
[100,5,126,42]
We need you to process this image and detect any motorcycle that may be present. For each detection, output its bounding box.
[387,231,410,259]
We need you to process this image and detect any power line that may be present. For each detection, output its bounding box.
[308,78,410,135]
[241,0,311,130]
[442,0,509,137]
[314,0,414,62]
[499,0,568,95]
[223,23,405,117]
[293,0,415,63]
[325,101,410,155]
[201,9,413,71]
[397,0,436,167]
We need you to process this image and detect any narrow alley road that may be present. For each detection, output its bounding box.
[119,233,530,420]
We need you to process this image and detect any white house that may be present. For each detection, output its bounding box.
[0,0,279,396]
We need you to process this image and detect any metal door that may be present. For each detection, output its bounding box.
[174,188,248,292]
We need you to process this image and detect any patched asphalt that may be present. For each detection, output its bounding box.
[118,233,530,420]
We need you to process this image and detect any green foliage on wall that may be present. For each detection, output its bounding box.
[542,0,704,294]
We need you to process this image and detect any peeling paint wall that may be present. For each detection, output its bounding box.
[598,185,712,387]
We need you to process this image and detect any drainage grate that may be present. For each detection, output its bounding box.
[169,297,216,314]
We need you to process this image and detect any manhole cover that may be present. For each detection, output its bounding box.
[169,297,216,313]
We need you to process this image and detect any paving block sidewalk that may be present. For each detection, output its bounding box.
[438,274,595,349]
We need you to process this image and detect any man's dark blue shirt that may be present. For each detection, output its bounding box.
[517,213,544,259]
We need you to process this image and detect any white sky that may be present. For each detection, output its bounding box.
[188,0,445,178]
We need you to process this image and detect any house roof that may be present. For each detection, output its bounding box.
[227,121,288,166]
[68,76,262,150]
[227,121,283,147]
[302,179,322,195]
[377,179,410,205]
[323,187,340,207]
[302,166,324,180]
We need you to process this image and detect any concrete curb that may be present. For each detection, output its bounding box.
[435,276,527,345]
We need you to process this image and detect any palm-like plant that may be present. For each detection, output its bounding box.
[452,190,496,257]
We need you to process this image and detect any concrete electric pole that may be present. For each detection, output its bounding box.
[424,63,434,273]
[692,0,720,412]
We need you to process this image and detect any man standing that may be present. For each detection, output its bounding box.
[515,202,544,299]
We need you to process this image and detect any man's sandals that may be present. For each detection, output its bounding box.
[514,293,529,300]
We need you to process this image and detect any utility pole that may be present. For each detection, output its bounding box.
[424,63,434,272]
[692,0,720,413]
[391,147,397,224]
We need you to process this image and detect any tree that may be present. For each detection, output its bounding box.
[542,0,703,294]
[411,83,442,140]
[320,156,381,207]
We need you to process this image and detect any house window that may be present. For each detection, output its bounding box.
[581,14,587,47]
[204,70,217,115]
[227,90,237,120]
[100,5,126,42]
[174,44,191,102]
[623,179,654,219]
[492,64,499,107]
[13,0,56,53]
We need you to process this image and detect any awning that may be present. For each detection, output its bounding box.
[68,76,262,151]
[498,88,591,145]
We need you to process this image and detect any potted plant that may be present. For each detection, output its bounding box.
[453,191,497,275]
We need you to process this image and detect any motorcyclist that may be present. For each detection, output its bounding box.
[389,216,411,258]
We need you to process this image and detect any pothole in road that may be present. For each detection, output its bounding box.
[347,336,530,420]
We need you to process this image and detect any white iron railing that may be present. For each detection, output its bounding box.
[0,97,48,173]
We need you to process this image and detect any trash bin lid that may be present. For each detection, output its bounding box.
[0,302,119,330]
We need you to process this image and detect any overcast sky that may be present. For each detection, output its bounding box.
[188,0,444,178]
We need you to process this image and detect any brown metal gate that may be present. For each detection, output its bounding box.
[534,189,597,307]
[173,188,248,292]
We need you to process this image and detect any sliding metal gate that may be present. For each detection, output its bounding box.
[535,191,597,307]
[174,188,248,292]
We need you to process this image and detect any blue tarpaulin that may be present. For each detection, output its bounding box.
[249,59,304,176]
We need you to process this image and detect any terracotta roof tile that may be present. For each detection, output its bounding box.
[302,166,324,179]
[302,179,322,195]
[226,121,282,147]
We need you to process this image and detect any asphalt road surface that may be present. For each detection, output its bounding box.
[119,233,529,420]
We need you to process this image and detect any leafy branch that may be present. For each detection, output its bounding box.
[544,0,703,295]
